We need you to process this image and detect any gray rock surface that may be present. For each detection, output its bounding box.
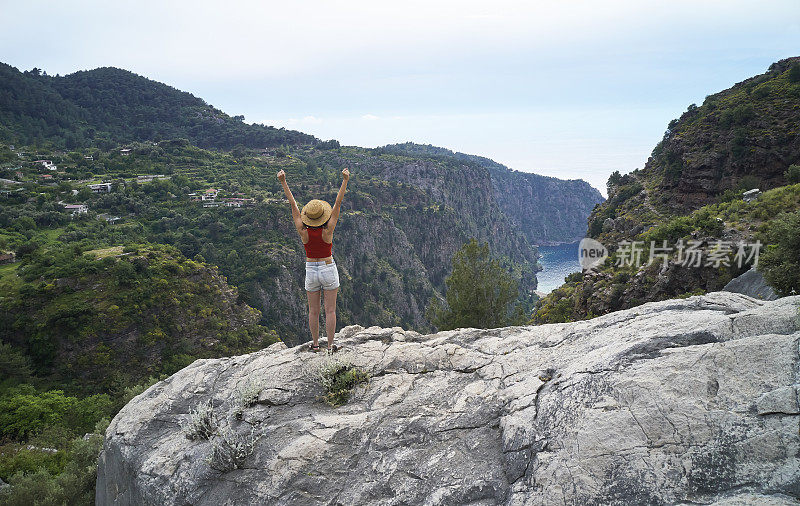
[723,267,779,300]
[97,292,800,505]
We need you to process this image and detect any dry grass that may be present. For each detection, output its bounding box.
[84,246,125,258]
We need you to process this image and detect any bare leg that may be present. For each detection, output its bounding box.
[323,287,338,348]
[307,290,321,346]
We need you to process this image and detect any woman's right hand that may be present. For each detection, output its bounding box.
[277,169,286,182]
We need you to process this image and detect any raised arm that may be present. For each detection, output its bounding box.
[326,168,350,233]
[277,170,304,233]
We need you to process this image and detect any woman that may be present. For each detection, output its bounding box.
[277,167,350,353]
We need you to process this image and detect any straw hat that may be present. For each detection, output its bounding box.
[301,199,332,227]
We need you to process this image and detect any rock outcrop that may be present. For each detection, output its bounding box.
[723,267,780,301]
[97,292,800,505]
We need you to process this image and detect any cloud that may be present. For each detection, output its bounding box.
[1,0,798,198]
[6,0,798,81]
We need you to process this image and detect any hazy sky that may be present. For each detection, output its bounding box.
[2,1,799,195]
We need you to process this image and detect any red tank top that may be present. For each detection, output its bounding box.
[303,226,332,258]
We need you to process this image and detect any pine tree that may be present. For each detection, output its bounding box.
[427,238,525,330]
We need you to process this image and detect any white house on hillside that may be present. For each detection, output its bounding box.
[35,160,57,171]
[89,183,112,193]
[63,204,89,215]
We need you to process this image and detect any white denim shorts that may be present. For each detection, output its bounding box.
[305,260,340,292]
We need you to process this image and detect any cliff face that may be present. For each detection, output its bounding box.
[652,56,800,212]
[588,57,800,238]
[361,155,540,285]
[97,292,800,505]
[381,142,605,245]
[534,57,800,324]
[487,167,604,245]
[261,149,543,345]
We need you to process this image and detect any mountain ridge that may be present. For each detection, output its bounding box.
[587,56,800,240]
[533,56,800,324]
[0,60,608,343]
[0,63,318,149]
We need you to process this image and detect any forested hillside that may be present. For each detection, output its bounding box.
[1,140,542,346]
[1,242,276,393]
[586,56,800,239]
[533,57,800,323]
[0,62,606,348]
[0,63,317,149]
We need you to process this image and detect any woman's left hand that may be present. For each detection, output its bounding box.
[342,168,350,181]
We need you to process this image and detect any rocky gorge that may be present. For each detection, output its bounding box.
[246,143,603,346]
[97,291,800,504]
[252,153,545,345]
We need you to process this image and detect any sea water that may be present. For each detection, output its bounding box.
[536,241,581,294]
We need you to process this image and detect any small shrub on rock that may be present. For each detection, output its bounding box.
[323,366,370,407]
[182,400,217,440]
[233,379,263,419]
[208,426,261,472]
[307,353,370,407]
